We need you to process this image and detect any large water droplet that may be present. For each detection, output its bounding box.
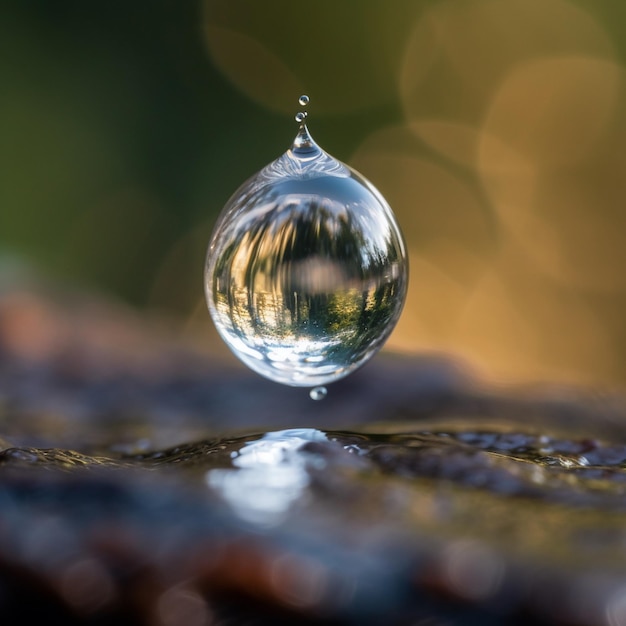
[298,94,310,106]
[295,111,308,123]
[205,99,408,387]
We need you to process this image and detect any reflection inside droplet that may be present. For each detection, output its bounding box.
[205,96,408,387]
[205,429,328,525]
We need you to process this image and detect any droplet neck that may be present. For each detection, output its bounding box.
[290,123,322,160]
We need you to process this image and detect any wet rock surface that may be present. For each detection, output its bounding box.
[1,288,626,625]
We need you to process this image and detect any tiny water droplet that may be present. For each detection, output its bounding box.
[298,94,310,106]
[295,111,308,123]
[204,96,408,387]
[309,386,327,401]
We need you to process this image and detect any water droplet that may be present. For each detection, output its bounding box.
[309,386,327,401]
[204,99,408,387]
[295,111,308,123]
[298,94,310,106]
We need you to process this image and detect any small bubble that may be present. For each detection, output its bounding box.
[295,111,308,123]
[309,386,327,401]
[298,95,310,106]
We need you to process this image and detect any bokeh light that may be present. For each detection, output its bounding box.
[2,0,626,388]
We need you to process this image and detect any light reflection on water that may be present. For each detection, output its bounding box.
[205,428,328,525]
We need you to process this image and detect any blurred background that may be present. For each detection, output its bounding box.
[1,0,626,389]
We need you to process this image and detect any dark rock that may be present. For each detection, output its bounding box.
[1,288,626,625]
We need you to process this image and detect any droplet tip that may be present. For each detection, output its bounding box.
[309,386,328,401]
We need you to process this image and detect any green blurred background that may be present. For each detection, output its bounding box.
[2,0,626,388]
